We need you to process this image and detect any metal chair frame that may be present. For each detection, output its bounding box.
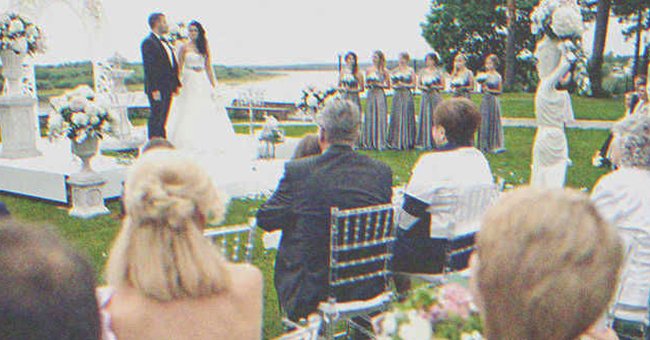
[203,218,256,264]
[276,314,322,340]
[318,203,396,339]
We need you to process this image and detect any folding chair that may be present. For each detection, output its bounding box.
[203,218,256,263]
[610,228,650,340]
[276,314,322,340]
[317,203,396,339]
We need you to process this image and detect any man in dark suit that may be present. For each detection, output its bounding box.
[257,99,393,321]
[141,13,180,139]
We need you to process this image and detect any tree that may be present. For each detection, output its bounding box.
[612,0,650,77]
[504,0,518,89]
[587,0,611,97]
[421,0,537,91]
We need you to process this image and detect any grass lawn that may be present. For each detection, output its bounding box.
[0,124,610,338]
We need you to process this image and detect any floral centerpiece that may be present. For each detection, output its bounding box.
[296,86,337,115]
[166,21,188,46]
[0,13,44,55]
[258,114,284,144]
[530,0,590,95]
[48,85,112,143]
[373,283,483,340]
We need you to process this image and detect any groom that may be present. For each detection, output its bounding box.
[141,13,181,139]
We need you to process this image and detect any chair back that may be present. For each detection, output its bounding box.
[610,228,650,325]
[427,184,498,273]
[276,314,322,340]
[328,203,396,297]
[203,218,256,263]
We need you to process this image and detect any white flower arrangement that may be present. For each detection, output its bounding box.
[48,85,113,143]
[530,0,583,40]
[530,0,590,96]
[516,48,535,62]
[0,13,44,55]
[258,114,284,143]
[297,86,337,114]
[167,22,188,45]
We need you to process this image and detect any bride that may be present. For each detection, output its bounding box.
[166,20,239,156]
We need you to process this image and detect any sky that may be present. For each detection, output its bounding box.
[0,0,638,66]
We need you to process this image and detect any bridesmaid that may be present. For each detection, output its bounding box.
[387,52,416,150]
[476,54,505,153]
[361,50,390,150]
[416,52,444,149]
[450,53,474,99]
[338,51,364,113]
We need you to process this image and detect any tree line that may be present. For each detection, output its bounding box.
[421,0,650,97]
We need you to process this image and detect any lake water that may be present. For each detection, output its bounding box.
[220,70,340,103]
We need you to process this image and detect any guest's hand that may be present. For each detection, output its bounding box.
[152,90,161,101]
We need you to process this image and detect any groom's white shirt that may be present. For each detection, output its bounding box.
[152,32,175,67]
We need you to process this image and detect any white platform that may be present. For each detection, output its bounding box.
[0,134,301,205]
[0,138,128,204]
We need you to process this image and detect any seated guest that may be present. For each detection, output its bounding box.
[0,222,101,339]
[591,114,650,322]
[472,187,623,340]
[0,201,9,218]
[595,76,647,168]
[292,133,322,159]
[394,98,495,282]
[257,98,393,321]
[103,150,263,340]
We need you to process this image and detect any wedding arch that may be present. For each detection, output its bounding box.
[4,0,114,96]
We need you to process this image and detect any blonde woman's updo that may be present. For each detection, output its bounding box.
[124,149,225,230]
[107,150,230,301]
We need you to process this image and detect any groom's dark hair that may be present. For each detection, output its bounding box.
[148,13,164,29]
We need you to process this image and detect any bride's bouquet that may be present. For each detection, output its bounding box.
[48,85,113,143]
[373,283,483,340]
[0,13,44,55]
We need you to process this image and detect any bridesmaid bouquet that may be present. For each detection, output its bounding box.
[48,85,113,143]
[422,75,441,88]
[0,13,44,55]
[340,73,357,87]
[475,73,489,84]
[373,283,483,340]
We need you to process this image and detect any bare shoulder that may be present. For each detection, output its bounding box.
[226,263,263,293]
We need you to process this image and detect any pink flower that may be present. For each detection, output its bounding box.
[439,283,473,320]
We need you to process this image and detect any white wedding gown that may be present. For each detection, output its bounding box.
[166,51,282,201]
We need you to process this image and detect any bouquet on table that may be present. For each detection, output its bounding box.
[48,85,113,143]
[296,86,337,115]
[258,114,284,144]
[0,12,44,55]
[373,283,483,340]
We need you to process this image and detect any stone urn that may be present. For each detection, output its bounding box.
[0,49,26,96]
[68,135,110,218]
[71,135,99,177]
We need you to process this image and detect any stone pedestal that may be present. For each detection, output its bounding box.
[67,173,110,218]
[0,95,42,159]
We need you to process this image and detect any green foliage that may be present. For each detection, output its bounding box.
[421,0,537,86]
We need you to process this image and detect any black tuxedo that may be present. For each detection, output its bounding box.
[256,145,393,321]
[141,33,180,138]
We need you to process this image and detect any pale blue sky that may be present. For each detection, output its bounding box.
[0,0,638,66]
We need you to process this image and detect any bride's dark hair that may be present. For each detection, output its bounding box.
[189,20,208,57]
